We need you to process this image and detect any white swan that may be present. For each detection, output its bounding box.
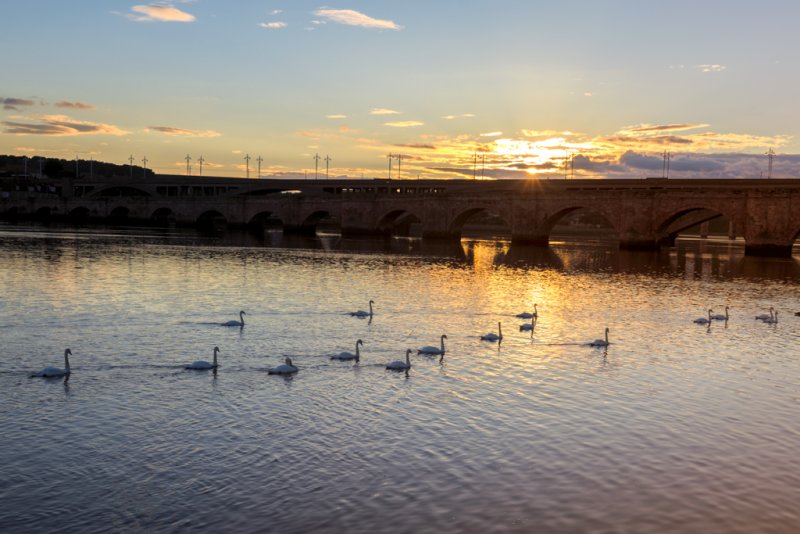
[693,309,713,325]
[763,310,779,324]
[349,300,374,318]
[31,348,72,378]
[269,357,299,375]
[480,322,503,342]
[755,307,775,321]
[520,316,536,331]
[386,349,412,370]
[221,310,246,327]
[186,346,220,370]
[711,306,730,321]
[516,303,538,319]
[418,335,447,355]
[588,328,610,347]
[332,339,363,361]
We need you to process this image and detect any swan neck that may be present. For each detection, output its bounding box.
[64,350,70,370]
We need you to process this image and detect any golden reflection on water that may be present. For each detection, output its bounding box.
[1,225,800,533]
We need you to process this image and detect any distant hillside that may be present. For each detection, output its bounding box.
[0,154,154,180]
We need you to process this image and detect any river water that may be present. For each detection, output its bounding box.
[1,224,799,533]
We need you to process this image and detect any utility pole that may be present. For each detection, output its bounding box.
[128,155,134,178]
[766,148,775,179]
[38,156,43,179]
[387,153,393,179]
[395,154,403,180]
[662,150,672,178]
[570,153,575,179]
[481,154,486,179]
[185,154,192,176]
[23,156,28,177]
[314,153,321,179]
[324,155,332,179]
[473,152,478,179]
[141,156,148,177]
[256,155,263,178]
[75,155,79,178]
[90,157,94,179]
[198,155,204,176]
[244,154,251,178]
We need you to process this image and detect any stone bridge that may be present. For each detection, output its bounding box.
[2,174,800,257]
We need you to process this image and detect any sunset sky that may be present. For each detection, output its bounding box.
[3,1,800,179]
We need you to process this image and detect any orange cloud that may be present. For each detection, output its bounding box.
[385,121,424,128]
[147,126,222,138]
[128,4,196,23]
[313,9,402,30]
[3,114,127,136]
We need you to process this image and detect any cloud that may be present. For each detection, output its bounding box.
[620,123,710,134]
[127,4,196,23]
[385,121,424,128]
[480,131,503,137]
[326,114,347,119]
[270,9,283,15]
[147,126,222,137]
[54,100,95,110]
[259,21,287,29]
[3,114,128,136]
[584,92,593,97]
[312,8,402,30]
[1,97,35,111]
[694,64,726,73]
[370,108,401,115]
[395,143,437,150]
[442,113,475,120]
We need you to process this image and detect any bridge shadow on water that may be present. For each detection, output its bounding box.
[3,222,800,282]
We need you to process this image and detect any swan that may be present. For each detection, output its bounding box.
[386,349,412,370]
[349,300,374,318]
[520,316,536,331]
[711,306,730,321]
[418,335,447,355]
[763,310,779,324]
[332,339,363,361]
[588,328,610,347]
[31,348,72,378]
[221,310,246,327]
[516,303,538,319]
[480,322,503,342]
[755,307,775,321]
[186,346,220,370]
[693,309,713,325]
[269,357,298,375]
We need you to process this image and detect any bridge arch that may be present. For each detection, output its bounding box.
[656,206,737,246]
[378,209,423,237]
[108,206,130,225]
[449,207,512,239]
[197,210,228,232]
[298,210,339,234]
[68,206,92,223]
[544,206,620,243]
[150,207,176,227]
[248,211,285,232]
[34,206,55,220]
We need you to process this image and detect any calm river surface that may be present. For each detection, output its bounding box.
[1,224,799,533]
